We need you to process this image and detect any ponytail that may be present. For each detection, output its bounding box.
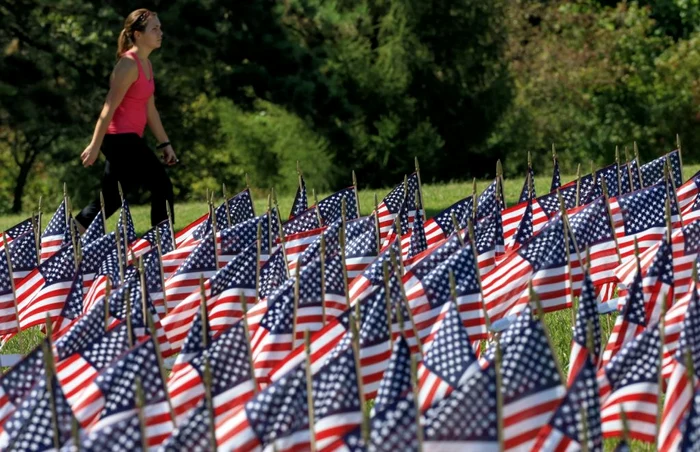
[116,9,156,60]
[116,28,132,60]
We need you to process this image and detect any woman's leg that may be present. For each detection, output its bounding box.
[138,141,175,227]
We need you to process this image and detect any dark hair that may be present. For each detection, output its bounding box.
[116,9,157,59]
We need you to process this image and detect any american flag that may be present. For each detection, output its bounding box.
[488,306,566,451]
[483,217,571,323]
[640,236,675,324]
[372,336,411,415]
[167,320,257,426]
[404,235,487,346]
[0,240,18,336]
[601,265,648,368]
[55,319,131,413]
[678,385,700,450]
[567,196,620,291]
[567,270,602,386]
[610,181,680,263]
[677,169,700,215]
[217,215,262,266]
[551,157,561,191]
[347,238,400,307]
[659,283,700,451]
[314,186,360,224]
[663,277,699,380]
[80,232,117,292]
[341,392,419,451]
[576,173,598,206]
[81,211,105,247]
[0,341,47,434]
[82,248,126,314]
[259,246,289,300]
[142,248,167,317]
[159,399,212,451]
[74,413,144,452]
[533,356,603,451]
[2,216,36,243]
[404,200,428,268]
[474,210,504,275]
[598,324,661,443]
[40,199,67,262]
[375,173,419,241]
[163,234,218,312]
[0,375,75,450]
[502,197,543,247]
[507,197,533,252]
[129,219,174,260]
[620,158,642,194]
[14,243,76,330]
[344,215,379,281]
[518,166,536,203]
[162,241,258,355]
[71,338,174,447]
[6,231,39,285]
[598,162,622,198]
[476,178,505,219]
[176,188,256,248]
[283,209,323,272]
[417,302,479,411]
[640,149,683,188]
[49,265,84,335]
[117,199,138,245]
[422,195,473,247]
[423,364,498,451]
[290,173,308,220]
[215,361,308,450]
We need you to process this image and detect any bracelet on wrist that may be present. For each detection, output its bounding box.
[156,141,171,150]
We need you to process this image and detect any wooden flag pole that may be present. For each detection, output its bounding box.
[41,325,61,451]
[36,195,43,250]
[199,275,210,349]
[144,308,177,425]
[656,293,667,436]
[467,220,491,333]
[472,178,478,221]
[374,194,381,252]
[138,258,149,326]
[338,211,351,310]
[104,279,112,333]
[239,292,258,393]
[272,199,290,279]
[99,190,107,229]
[390,249,423,357]
[2,233,20,333]
[575,164,582,207]
[134,377,149,452]
[677,134,684,181]
[450,212,465,247]
[352,170,361,217]
[393,215,405,276]
[319,234,327,327]
[125,286,134,348]
[202,358,219,452]
[254,223,263,301]
[31,211,41,264]
[71,416,81,451]
[409,350,424,452]
[494,338,504,452]
[664,159,683,225]
[115,225,125,284]
[267,190,274,253]
[292,258,302,350]
[222,182,232,228]
[154,227,168,315]
[496,160,506,209]
[349,313,369,444]
[623,146,634,192]
[304,330,317,452]
[165,201,176,248]
[210,195,220,270]
[620,408,630,444]
[382,261,395,350]
[634,142,644,187]
[415,157,426,221]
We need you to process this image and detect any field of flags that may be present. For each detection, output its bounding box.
[2,144,700,451]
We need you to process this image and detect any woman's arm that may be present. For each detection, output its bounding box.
[81,58,138,167]
[147,95,177,165]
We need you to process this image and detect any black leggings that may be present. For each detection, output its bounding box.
[76,133,174,229]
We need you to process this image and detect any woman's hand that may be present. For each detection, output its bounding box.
[81,143,100,167]
[162,145,178,166]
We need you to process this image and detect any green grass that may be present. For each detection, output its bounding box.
[2,164,697,450]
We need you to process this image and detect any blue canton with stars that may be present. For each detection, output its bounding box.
[432,196,474,237]
[416,246,480,310]
[41,199,67,241]
[210,242,258,298]
[117,199,137,245]
[408,205,428,259]
[567,197,614,251]
[517,217,568,271]
[603,324,661,391]
[475,211,504,255]
[159,399,212,451]
[38,243,76,286]
[218,216,259,257]
[551,159,562,192]
[646,237,675,287]
[518,167,537,203]
[621,268,647,326]
[259,247,288,300]
[81,232,117,276]
[683,221,700,257]
[139,219,175,255]
[79,412,145,452]
[283,207,320,236]
[640,150,683,188]
[290,174,308,220]
[171,234,217,278]
[476,179,503,219]
[374,336,412,414]
[674,284,700,375]
[547,357,602,450]
[423,303,477,387]
[312,346,361,420]
[0,342,46,407]
[573,271,602,356]
[94,338,168,419]
[4,216,36,240]
[679,385,700,450]
[8,231,38,274]
[597,163,621,198]
[345,216,379,259]
[424,364,498,444]
[316,187,359,223]
[58,267,84,323]
[513,199,534,247]
[81,211,105,247]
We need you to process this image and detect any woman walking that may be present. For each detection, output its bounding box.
[77,8,176,231]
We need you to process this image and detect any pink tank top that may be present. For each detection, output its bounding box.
[107,51,155,137]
